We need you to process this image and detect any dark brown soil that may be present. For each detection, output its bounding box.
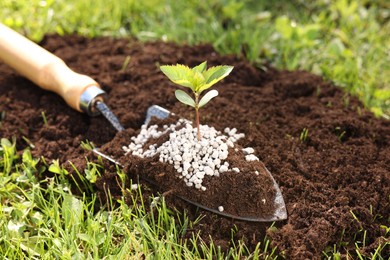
[0,35,389,259]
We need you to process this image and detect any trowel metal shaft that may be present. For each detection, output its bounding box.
[95,101,125,132]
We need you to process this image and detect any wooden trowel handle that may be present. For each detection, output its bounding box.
[0,23,105,115]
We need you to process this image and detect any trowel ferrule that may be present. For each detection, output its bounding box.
[79,85,107,116]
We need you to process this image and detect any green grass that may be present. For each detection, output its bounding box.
[1,0,389,258]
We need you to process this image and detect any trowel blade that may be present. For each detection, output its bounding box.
[145,105,287,221]
[93,105,287,222]
[92,148,287,222]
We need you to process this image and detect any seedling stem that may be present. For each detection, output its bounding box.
[195,93,201,140]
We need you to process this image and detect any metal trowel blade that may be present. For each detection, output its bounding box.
[93,105,287,222]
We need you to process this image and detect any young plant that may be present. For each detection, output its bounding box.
[300,128,309,142]
[160,61,233,140]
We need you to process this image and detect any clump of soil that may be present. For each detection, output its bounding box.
[0,35,389,259]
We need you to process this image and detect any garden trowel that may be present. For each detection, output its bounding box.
[0,23,123,132]
[0,23,287,222]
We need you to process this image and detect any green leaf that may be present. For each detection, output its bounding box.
[48,159,68,175]
[275,16,293,39]
[199,90,218,108]
[62,194,83,226]
[77,233,92,243]
[199,65,233,91]
[175,89,196,107]
[22,149,33,164]
[1,138,16,174]
[326,38,345,57]
[173,78,194,89]
[1,138,13,148]
[48,161,62,174]
[300,24,320,40]
[374,89,390,100]
[7,220,25,238]
[191,71,205,91]
[160,64,194,89]
[85,169,97,183]
[204,65,234,83]
[193,61,207,73]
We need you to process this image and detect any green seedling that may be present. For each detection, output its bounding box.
[81,140,95,151]
[160,61,233,140]
[335,126,347,142]
[300,128,309,142]
[121,55,131,71]
[48,159,69,175]
[22,136,35,149]
[1,137,17,174]
[41,111,48,126]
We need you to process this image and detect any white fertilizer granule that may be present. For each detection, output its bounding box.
[123,119,257,190]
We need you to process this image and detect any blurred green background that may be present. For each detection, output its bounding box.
[1,0,389,118]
